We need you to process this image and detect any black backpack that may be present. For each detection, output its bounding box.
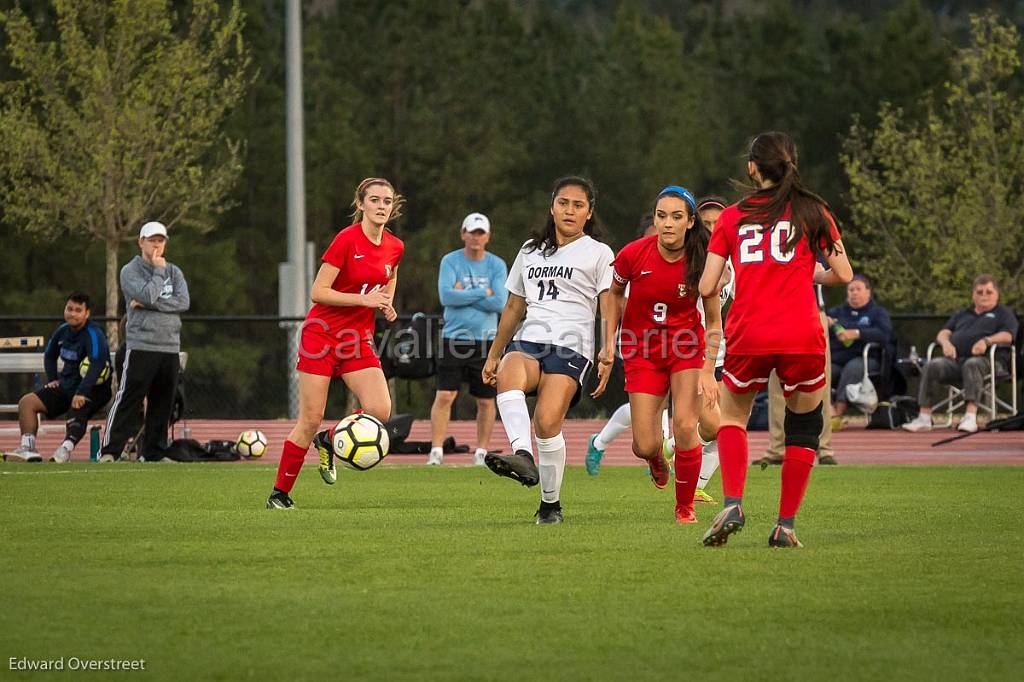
[866,396,919,430]
[389,313,436,379]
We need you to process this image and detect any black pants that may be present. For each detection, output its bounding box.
[102,349,180,458]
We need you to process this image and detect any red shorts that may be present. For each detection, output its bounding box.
[721,353,825,397]
[295,323,381,379]
[624,353,705,396]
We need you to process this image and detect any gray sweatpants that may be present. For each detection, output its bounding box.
[918,356,999,407]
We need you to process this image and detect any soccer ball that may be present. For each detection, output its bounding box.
[332,413,389,471]
[79,356,111,384]
[236,430,268,458]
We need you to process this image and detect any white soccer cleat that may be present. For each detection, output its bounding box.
[50,444,72,463]
[957,413,978,433]
[7,446,42,462]
[901,413,933,432]
[473,450,487,466]
[426,450,443,466]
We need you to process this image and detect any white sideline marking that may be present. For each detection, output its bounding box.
[0,468,163,476]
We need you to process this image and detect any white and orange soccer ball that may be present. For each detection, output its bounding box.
[236,430,268,458]
[331,413,389,471]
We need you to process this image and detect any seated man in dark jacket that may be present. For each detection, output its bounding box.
[8,292,112,462]
[902,274,1018,433]
[827,275,894,421]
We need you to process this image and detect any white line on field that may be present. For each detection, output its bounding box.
[0,468,163,476]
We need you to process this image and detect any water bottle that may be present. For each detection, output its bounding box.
[182,424,193,441]
[89,425,101,462]
[909,345,921,370]
[830,322,854,348]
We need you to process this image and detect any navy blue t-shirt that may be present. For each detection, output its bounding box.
[943,304,1019,359]
[44,321,111,395]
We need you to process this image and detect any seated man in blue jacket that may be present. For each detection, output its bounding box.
[827,275,894,423]
[8,293,112,462]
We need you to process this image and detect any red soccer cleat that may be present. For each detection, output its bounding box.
[675,504,697,524]
[648,453,671,489]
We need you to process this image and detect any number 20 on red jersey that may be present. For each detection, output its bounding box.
[737,221,796,264]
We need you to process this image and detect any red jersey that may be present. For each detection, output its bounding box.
[306,223,404,340]
[613,235,702,362]
[708,203,840,355]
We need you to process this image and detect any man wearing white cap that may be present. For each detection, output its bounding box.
[428,212,508,465]
[100,221,190,461]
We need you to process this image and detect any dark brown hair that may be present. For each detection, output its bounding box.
[66,292,91,309]
[653,190,708,297]
[525,176,601,257]
[737,132,839,258]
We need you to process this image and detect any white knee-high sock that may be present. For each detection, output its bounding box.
[496,390,533,456]
[536,432,566,504]
[698,439,720,488]
[594,403,631,451]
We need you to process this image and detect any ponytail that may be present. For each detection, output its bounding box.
[737,132,839,259]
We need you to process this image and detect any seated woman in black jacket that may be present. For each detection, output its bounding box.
[827,275,894,421]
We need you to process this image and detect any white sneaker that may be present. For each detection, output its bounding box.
[8,446,42,462]
[473,449,487,466]
[957,413,979,433]
[901,413,933,432]
[427,450,443,466]
[50,444,72,463]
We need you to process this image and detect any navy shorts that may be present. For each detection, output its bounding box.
[505,340,592,407]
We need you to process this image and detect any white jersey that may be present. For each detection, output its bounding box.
[506,235,614,361]
[697,261,734,368]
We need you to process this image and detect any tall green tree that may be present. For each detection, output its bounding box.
[0,0,250,342]
[842,13,1024,312]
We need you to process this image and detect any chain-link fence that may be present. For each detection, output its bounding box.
[4,313,1006,421]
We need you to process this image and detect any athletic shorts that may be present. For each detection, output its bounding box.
[721,353,826,397]
[506,339,592,408]
[436,338,495,399]
[296,324,381,378]
[34,384,111,420]
[623,353,705,396]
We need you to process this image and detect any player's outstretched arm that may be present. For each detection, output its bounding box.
[698,292,722,409]
[481,293,526,386]
[699,253,727,299]
[592,285,623,398]
[814,240,853,287]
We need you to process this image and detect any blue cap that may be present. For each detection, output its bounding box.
[657,185,697,212]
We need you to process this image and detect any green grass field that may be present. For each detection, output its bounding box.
[2,463,1022,681]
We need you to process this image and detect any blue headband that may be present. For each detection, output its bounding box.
[657,185,697,212]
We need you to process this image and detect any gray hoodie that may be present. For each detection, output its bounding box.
[120,255,190,353]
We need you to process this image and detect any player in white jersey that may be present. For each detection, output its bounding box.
[586,197,733,502]
[482,176,616,524]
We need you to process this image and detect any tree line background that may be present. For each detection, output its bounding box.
[0,0,1021,419]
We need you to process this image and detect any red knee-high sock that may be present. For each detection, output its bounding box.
[779,446,816,520]
[673,445,703,507]
[274,439,308,494]
[717,425,749,501]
